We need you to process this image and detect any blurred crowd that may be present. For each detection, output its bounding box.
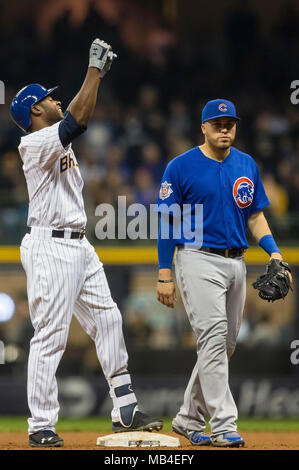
[1,85,299,244]
[1,1,299,243]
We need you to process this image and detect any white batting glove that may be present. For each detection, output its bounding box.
[100,50,118,78]
[89,38,111,74]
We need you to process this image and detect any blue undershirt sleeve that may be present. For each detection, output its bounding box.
[58,111,87,148]
[157,215,177,269]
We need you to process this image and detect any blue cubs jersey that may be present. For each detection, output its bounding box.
[155,146,270,249]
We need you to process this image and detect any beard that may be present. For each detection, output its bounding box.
[38,100,64,125]
[217,140,232,149]
[46,109,64,125]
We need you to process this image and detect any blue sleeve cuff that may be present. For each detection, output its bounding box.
[259,235,281,256]
[58,111,87,148]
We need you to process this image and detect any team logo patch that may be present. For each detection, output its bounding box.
[159,181,173,200]
[233,176,254,208]
[218,103,228,112]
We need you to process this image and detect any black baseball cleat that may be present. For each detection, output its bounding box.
[112,410,163,433]
[29,430,64,447]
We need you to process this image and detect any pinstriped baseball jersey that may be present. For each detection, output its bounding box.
[18,119,137,434]
[18,121,87,230]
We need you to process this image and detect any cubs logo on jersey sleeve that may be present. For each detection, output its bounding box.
[233,176,254,209]
[159,181,173,200]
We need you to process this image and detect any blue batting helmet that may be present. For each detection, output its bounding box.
[10,83,58,132]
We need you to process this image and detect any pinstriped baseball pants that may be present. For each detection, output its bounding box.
[20,228,128,434]
[172,247,246,437]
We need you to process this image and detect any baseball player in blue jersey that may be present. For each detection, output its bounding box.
[155,99,292,447]
[10,38,162,448]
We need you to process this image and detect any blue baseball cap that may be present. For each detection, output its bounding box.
[201,99,240,124]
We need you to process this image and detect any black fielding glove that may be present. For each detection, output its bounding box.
[252,259,292,302]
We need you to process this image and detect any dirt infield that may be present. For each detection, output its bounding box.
[0,431,299,450]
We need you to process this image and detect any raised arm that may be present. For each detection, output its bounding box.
[67,39,116,128]
[67,68,101,128]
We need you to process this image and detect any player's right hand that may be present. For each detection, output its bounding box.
[89,38,117,77]
[101,49,118,78]
[156,281,177,308]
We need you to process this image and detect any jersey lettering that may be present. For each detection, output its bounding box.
[60,150,79,173]
[18,121,87,229]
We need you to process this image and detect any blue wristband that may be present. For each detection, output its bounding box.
[259,235,281,256]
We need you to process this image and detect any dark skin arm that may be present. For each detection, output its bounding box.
[67,67,101,128]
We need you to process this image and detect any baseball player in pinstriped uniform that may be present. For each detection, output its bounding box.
[10,39,162,447]
[155,99,292,447]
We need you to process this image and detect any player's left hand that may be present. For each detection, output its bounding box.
[252,257,293,302]
[270,252,293,284]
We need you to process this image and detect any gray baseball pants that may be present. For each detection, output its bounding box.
[172,247,246,437]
